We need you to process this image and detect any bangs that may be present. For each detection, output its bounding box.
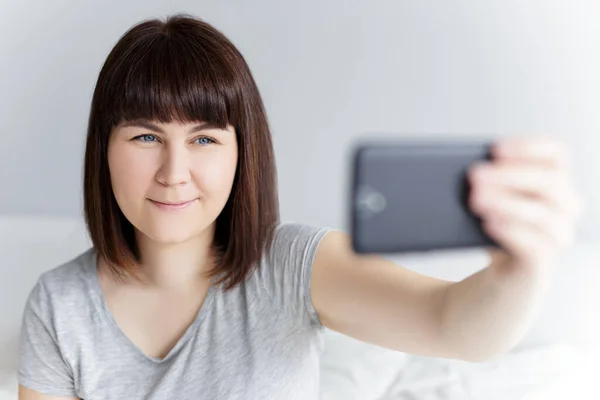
[105,33,243,129]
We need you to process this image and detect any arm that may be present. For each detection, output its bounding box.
[311,231,548,362]
[19,386,79,400]
[312,137,581,362]
[311,230,454,358]
[440,251,552,361]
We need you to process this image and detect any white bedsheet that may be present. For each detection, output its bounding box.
[320,339,594,400]
[378,345,580,400]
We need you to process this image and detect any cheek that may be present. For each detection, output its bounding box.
[193,151,238,194]
[108,146,155,201]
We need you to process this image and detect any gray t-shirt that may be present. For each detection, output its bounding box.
[18,223,331,399]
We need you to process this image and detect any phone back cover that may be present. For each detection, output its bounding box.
[351,139,498,253]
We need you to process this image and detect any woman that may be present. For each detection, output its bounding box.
[18,14,582,400]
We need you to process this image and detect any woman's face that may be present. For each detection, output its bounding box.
[107,119,238,245]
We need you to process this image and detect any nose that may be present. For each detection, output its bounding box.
[155,144,191,187]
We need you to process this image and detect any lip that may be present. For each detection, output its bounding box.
[149,199,196,211]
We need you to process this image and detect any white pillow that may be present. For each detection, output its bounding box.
[0,369,17,399]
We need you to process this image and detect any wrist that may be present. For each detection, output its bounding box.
[487,249,556,288]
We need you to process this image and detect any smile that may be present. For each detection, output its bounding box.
[149,199,197,211]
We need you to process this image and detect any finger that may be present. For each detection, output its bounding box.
[469,163,580,216]
[482,216,551,267]
[469,163,556,196]
[472,190,576,249]
[483,214,573,265]
[492,136,571,170]
[470,188,552,227]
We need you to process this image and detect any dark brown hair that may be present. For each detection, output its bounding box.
[83,13,279,290]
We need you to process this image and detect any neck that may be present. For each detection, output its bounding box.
[134,224,216,290]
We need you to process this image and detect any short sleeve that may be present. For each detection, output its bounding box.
[18,279,77,397]
[262,223,332,327]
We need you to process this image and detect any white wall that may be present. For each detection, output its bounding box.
[1,0,599,238]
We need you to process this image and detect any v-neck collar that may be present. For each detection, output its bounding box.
[84,248,217,364]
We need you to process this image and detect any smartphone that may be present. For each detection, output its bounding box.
[349,138,500,253]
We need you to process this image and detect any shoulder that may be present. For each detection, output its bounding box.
[26,248,97,316]
[18,250,96,394]
[252,222,334,318]
[268,222,332,260]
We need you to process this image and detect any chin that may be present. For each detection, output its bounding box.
[146,230,198,245]
[137,220,209,246]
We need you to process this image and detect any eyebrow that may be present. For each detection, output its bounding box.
[119,119,223,134]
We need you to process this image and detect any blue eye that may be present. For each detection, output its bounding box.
[135,134,157,142]
[196,136,215,145]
